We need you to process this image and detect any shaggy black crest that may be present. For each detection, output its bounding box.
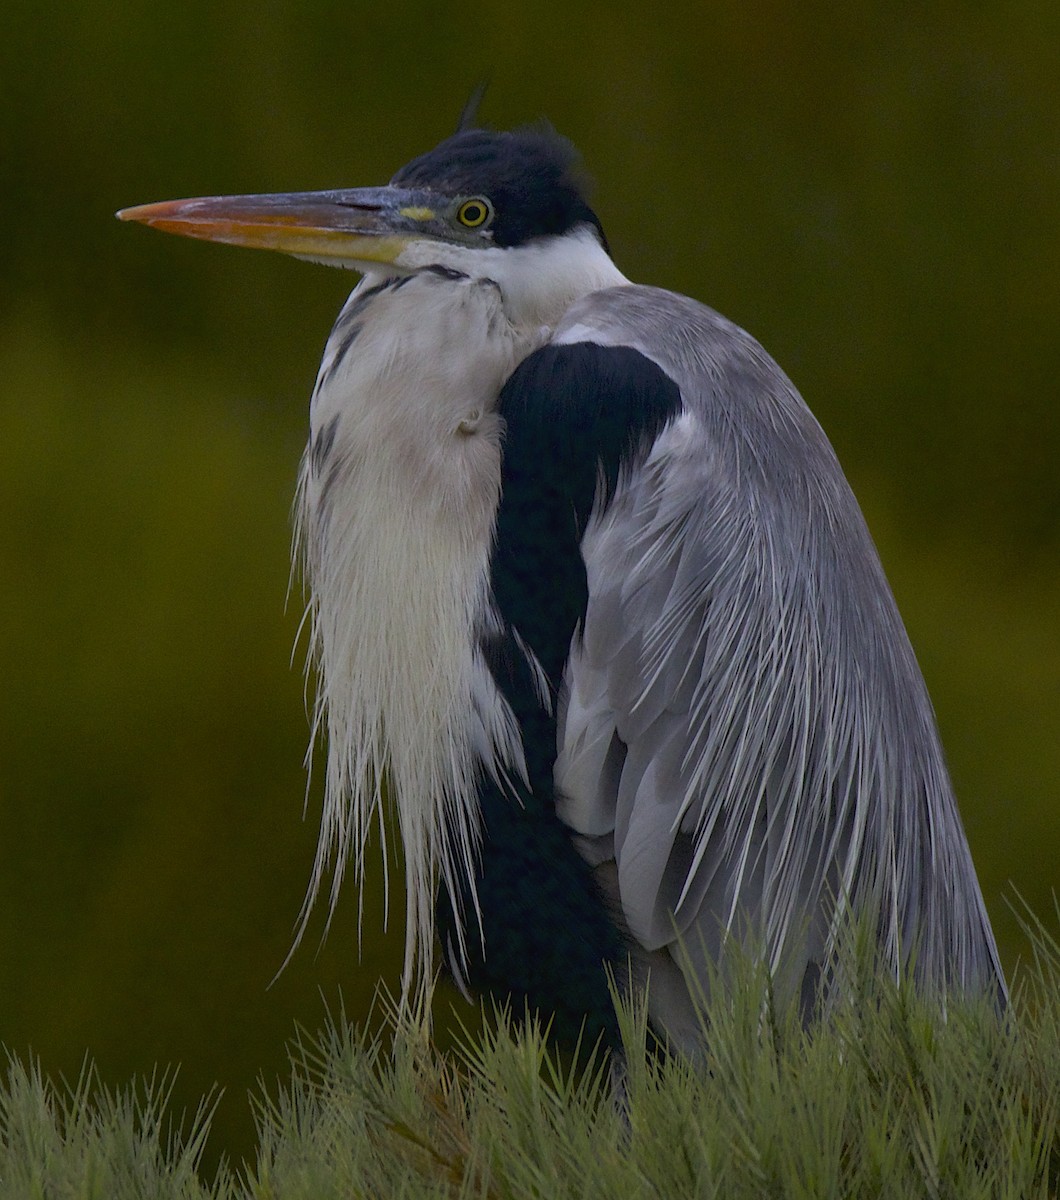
[392,126,608,250]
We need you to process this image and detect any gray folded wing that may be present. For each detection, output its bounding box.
[551,286,1004,1038]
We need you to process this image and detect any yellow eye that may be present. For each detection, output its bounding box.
[456,197,493,228]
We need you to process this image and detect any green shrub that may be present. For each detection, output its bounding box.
[5,908,1058,1198]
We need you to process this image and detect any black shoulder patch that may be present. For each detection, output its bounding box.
[446,341,680,1040]
[489,341,682,702]
[499,341,681,529]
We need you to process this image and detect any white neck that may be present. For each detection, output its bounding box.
[393,225,630,330]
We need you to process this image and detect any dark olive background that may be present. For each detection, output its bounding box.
[2,0,1057,1172]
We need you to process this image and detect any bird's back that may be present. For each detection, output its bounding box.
[548,285,1005,1040]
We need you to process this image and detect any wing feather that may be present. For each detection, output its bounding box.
[552,285,1005,1031]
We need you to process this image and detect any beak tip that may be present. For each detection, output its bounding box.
[117,203,160,225]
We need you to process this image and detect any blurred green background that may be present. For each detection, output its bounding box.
[1,0,1057,1172]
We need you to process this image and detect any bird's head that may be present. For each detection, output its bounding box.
[119,125,622,324]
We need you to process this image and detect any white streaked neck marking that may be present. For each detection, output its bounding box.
[394,224,630,331]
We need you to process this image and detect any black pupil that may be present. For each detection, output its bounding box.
[464,202,484,224]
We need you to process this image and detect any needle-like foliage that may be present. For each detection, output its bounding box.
[0,1058,224,1200]
[4,908,1059,1198]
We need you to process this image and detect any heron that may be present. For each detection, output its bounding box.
[119,115,1005,1053]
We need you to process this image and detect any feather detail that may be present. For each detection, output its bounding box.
[553,286,1005,1032]
[292,271,530,995]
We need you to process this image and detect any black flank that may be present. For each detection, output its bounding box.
[437,341,683,1050]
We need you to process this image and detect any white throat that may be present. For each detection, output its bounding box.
[394,225,629,330]
[295,270,527,996]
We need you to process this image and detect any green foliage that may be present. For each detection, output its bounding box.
[5,913,1060,1199]
[0,1060,226,1200]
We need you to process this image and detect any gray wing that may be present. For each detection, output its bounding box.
[551,286,1004,1038]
